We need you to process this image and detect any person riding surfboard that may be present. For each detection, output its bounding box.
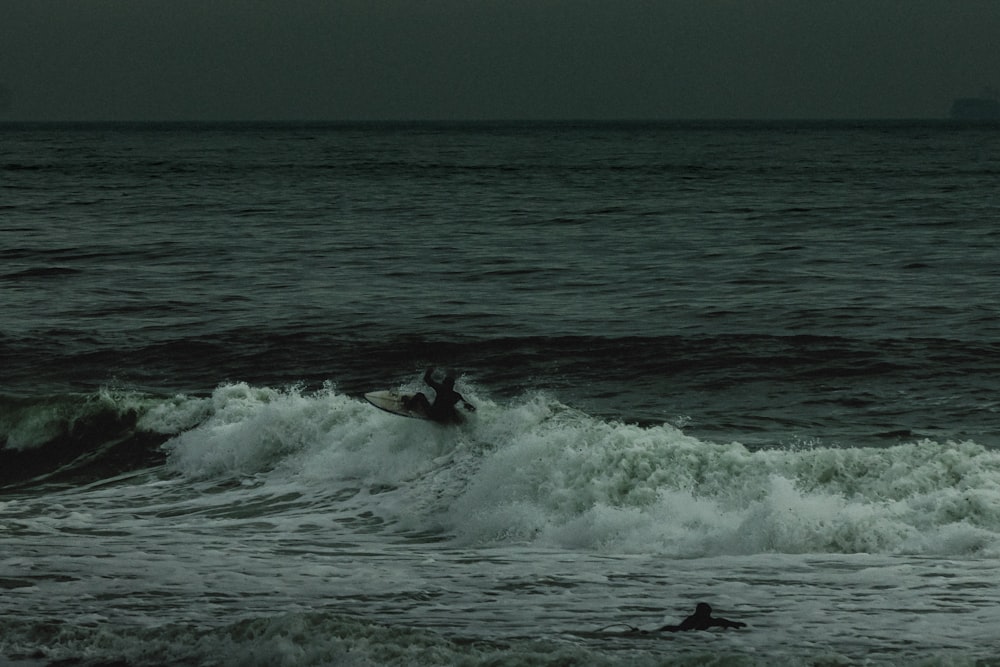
[403,367,476,423]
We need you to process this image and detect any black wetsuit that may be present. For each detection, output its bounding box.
[659,603,746,632]
[406,369,473,423]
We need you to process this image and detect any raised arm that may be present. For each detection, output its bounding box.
[423,367,441,390]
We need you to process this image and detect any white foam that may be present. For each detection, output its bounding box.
[151,384,1000,557]
[436,398,1000,557]
[160,383,352,479]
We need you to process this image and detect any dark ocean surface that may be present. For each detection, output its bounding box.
[2,121,1000,665]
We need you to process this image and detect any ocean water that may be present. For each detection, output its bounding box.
[2,120,1000,666]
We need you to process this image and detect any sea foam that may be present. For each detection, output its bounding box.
[149,383,1000,558]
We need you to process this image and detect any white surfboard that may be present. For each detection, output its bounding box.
[364,390,430,420]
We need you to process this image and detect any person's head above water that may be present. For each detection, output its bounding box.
[693,603,712,617]
[443,374,456,389]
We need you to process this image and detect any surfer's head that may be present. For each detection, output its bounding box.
[443,374,456,389]
[694,603,712,617]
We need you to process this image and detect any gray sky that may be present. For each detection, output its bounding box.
[2,0,998,121]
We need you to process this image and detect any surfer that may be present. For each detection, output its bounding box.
[659,603,746,632]
[404,367,476,423]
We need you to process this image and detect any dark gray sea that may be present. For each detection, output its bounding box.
[2,121,1000,666]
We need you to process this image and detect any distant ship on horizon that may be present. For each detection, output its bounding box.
[950,87,1000,120]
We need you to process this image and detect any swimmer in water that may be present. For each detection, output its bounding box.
[659,602,746,631]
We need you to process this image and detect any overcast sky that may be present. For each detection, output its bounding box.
[2,0,998,121]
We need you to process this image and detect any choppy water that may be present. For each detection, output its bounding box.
[2,121,1000,665]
